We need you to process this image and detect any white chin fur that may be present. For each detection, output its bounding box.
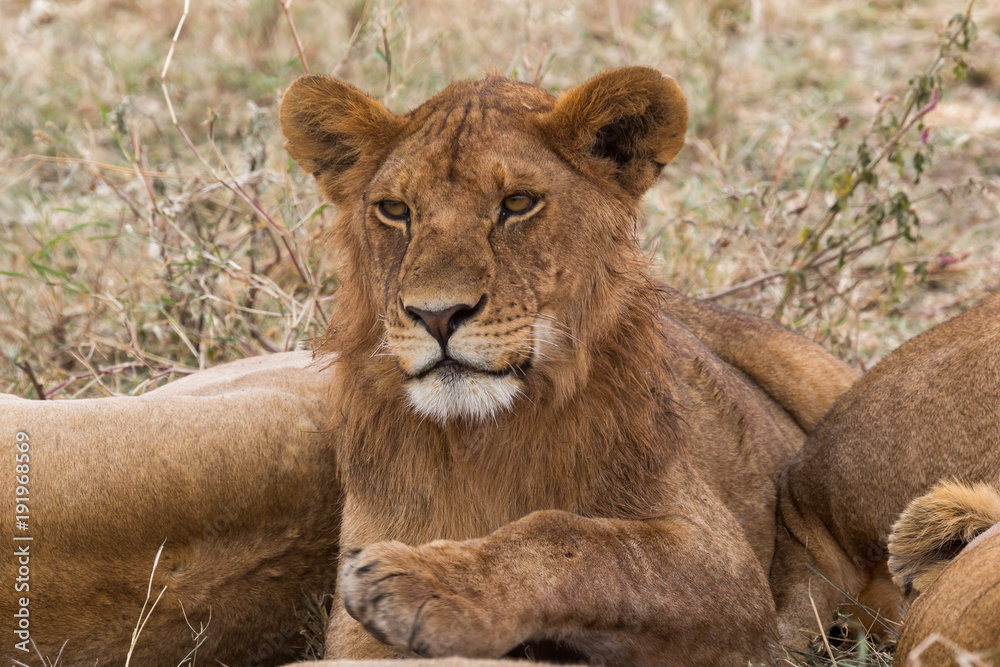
[405,369,521,423]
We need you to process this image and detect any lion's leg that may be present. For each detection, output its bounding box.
[770,526,857,650]
[331,507,777,666]
[844,562,903,644]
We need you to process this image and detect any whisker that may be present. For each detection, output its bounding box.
[531,312,581,344]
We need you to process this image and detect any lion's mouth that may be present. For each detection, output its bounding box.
[404,355,530,423]
[414,356,532,380]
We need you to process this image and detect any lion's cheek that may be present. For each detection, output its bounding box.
[511,242,586,317]
[386,332,441,376]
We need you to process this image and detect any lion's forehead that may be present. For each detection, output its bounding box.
[402,75,556,125]
[378,81,558,190]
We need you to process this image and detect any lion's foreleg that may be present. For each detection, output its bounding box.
[333,508,778,666]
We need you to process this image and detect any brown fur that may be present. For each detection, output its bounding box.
[280,68,856,665]
[0,69,857,666]
[0,352,341,665]
[889,479,1000,596]
[769,294,1000,648]
[891,481,1000,666]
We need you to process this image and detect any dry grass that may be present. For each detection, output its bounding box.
[1,0,999,661]
[2,0,999,399]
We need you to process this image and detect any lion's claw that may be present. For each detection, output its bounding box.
[339,542,517,658]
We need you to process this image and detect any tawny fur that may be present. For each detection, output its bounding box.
[0,68,858,667]
[770,294,1000,649]
[890,481,1000,666]
[280,67,857,665]
[0,353,342,665]
[888,479,1000,596]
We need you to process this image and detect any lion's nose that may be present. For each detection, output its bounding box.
[405,295,486,349]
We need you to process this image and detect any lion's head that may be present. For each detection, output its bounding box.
[280,68,686,423]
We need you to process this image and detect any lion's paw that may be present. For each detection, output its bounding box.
[339,541,517,658]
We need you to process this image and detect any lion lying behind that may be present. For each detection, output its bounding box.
[888,480,1000,666]
[3,68,858,666]
[770,293,1000,648]
[1,352,341,664]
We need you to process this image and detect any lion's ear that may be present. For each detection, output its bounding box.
[279,75,399,196]
[540,67,687,197]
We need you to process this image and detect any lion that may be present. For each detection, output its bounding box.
[1,67,856,666]
[1,352,343,665]
[278,67,857,664]
[768,293,1000,649]
[888,480,1000,665]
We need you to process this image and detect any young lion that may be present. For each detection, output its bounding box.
[0,69,854,666]
[280,67,857,664]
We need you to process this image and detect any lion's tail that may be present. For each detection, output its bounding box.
[888,479,1000,596]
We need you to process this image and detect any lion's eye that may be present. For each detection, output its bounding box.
[501,194,537,216]
[378,200,410,220]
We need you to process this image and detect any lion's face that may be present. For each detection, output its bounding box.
[363,93,596,422]
[280,69,687,423]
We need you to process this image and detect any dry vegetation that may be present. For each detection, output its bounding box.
[2,0,999,399]
[0,0,998,660]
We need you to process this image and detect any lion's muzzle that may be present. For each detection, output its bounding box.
[387,295,538,423]
[405,294,487,351]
